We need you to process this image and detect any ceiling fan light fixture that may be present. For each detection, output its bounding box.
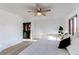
[27,4,51,16]
[37,12,42,16]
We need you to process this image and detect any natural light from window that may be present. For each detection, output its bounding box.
[47,36,60,41]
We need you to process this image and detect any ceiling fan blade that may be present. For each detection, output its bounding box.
[27,10,36,12]
[43,9,51,12]
[41,12,46,16]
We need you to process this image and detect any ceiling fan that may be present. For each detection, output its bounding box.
[27,4,51,16]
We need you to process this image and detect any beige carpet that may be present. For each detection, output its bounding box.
[0,41,33,55]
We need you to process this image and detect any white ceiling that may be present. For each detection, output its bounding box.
[0,3,79,20]
[0,3,79,35]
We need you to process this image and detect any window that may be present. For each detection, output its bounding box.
[69,15,78,35]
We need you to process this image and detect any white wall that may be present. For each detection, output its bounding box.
[23,15,65,40]
[65,7,79,33]
[0,10,23,51]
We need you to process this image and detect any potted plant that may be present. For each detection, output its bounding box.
[58,26,64,39]
[58,26,64,34]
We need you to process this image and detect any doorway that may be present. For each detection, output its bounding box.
[23,22,31,39]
